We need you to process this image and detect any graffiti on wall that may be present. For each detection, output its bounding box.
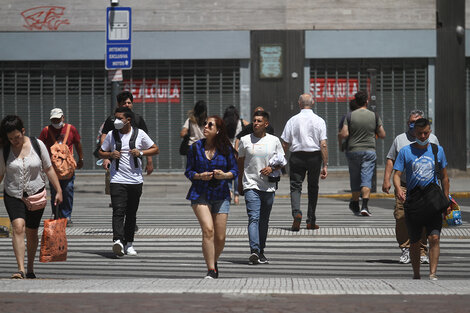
[21,6,70,31]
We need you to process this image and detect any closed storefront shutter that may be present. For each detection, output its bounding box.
[0,60,240,171]
[310,59,428,168]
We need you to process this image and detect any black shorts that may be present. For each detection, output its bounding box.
[405,209,442,244]
[3,192,45,229]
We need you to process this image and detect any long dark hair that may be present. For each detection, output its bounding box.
[223,105,240,139]
[209,115,237,158]
[189,100,207,127]
[0,115,24,148]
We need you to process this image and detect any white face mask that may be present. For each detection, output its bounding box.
[52,121,64,129]
[114,119,125,130]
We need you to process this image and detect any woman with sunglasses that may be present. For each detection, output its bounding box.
[184,115,238,279]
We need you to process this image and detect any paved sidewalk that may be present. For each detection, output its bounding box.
[1,278,470,295]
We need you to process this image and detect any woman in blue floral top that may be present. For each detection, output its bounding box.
[185,115,238,279]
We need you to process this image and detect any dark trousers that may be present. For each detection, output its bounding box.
[289,151,322,224]
[110,183,143,244]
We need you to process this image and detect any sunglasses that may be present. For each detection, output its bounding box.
[204,121,215,128]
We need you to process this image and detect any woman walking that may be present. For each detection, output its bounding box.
[0,115,62,279]
[185,115,238,279]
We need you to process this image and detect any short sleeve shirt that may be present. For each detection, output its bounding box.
[238,133,285,192]
[38,124,81,154]
[393,144,447,193]
[346,108,383,152]
[183,119,205,145]
[281,109,327,152]
[101,129,155,184]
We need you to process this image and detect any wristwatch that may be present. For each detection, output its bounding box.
[139,150,144,157]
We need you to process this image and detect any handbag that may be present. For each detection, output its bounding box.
[179,124,191,155]
[443,197,462,227]
[21,188,47,211]
[40,205,68,263]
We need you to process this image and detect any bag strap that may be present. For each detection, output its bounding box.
[47,126,56,144]
[112,129,121,171]
[30,137,42,162]
[3,143,10,165]
[431,143,441,182]
[129,127,139,168]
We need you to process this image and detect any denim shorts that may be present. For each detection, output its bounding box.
[191,195,230,214]
[346,150,377,192]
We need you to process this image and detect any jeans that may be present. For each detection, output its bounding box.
[50,174,75,219]
[110,183,143,244]
[345,150,376,191]
[244,189,275,253]
[289,151,322,224]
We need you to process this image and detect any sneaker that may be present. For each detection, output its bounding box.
[399,248,410,264]
[215,262,219,278]
[259,252,269,264]
[204,269,217,279]
[66,217,73,227]
[249,252,260,265]
[360,207,371,216]
[349,201,360,214]
[125,242,137,256]
[291,213,302,231]
[420,255,429,264]
[429,273,438,281]
[113,240,124,257]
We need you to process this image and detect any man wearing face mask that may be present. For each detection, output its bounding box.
[382,110,439,265]
[39,108,83,226]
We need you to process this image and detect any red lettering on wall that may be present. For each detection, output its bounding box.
[309,78,370,102]
[21,6,70,31]
[123,80,181,103]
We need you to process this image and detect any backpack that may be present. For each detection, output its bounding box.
[112,127,140,171]
[48,124,76,180]
[3,137,42,164]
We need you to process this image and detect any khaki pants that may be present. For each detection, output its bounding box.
[394,185,428,256]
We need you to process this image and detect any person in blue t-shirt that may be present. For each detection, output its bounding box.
[392,118,451,281]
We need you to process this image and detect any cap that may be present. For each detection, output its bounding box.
[50,108,63,120]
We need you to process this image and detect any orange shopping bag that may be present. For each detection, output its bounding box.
[39,209,68,262]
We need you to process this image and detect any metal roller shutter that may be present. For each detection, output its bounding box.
[0,60,240,171]
[310,59,428,168]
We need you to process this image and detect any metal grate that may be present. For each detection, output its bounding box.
[310,59,428,168]
[0,60,240,171]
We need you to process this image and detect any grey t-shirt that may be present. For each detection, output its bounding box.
[386,131,439,183]
[346,108,383,152]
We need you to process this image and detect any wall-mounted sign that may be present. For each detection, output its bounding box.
[259,45,282,79]
[123,79,180,103]
[310,78,368,102]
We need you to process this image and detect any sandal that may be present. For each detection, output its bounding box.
[26,272,36,279]
[11,271,25,279]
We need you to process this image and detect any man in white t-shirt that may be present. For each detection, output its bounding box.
[99,107,159,257]
[238,111,285,265]
[281,94,328,231]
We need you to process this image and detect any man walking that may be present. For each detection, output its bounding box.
[238,110,285,265]
[39,108,83,226]
[393,118,450,280]
[382,110,439,264]
[99,107,159,257]
[339,90,386,216]
[281,94,328,231]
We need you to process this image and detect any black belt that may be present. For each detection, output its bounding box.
[292,151,321,155]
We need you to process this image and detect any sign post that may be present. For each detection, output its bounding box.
[106,7,132,70]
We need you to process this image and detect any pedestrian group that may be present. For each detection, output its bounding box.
[0,90,451,281]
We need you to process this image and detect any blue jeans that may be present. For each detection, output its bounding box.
[346,150,376,192]
[244,189,275,253]
[50,174,75,219]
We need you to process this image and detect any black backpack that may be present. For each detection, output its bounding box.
[3,137,42,164]
[112,127,139,171]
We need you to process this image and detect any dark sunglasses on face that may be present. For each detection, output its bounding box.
[204,121,215,128]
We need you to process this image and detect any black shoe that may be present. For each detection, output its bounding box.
[249,251,260,265]
[360,207,372,216]
[134,224,139,232]
[349,201,360,214]
[26,272,36,279]
[204,269,217,279]
[215,262,219,278]
[259,252,269,264]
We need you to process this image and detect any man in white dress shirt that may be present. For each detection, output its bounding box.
[281,94,328,231]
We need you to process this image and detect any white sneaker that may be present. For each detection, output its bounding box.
[399,248,410,264]
[429,273,438,281]
[125,242,137,256]
[420,255,429,264]
[113,240,124,257]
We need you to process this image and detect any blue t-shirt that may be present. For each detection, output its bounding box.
[393,143,447,193]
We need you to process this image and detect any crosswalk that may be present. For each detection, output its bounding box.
[0,196,469,280]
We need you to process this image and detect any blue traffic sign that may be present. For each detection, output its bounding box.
[106,7,132,70]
